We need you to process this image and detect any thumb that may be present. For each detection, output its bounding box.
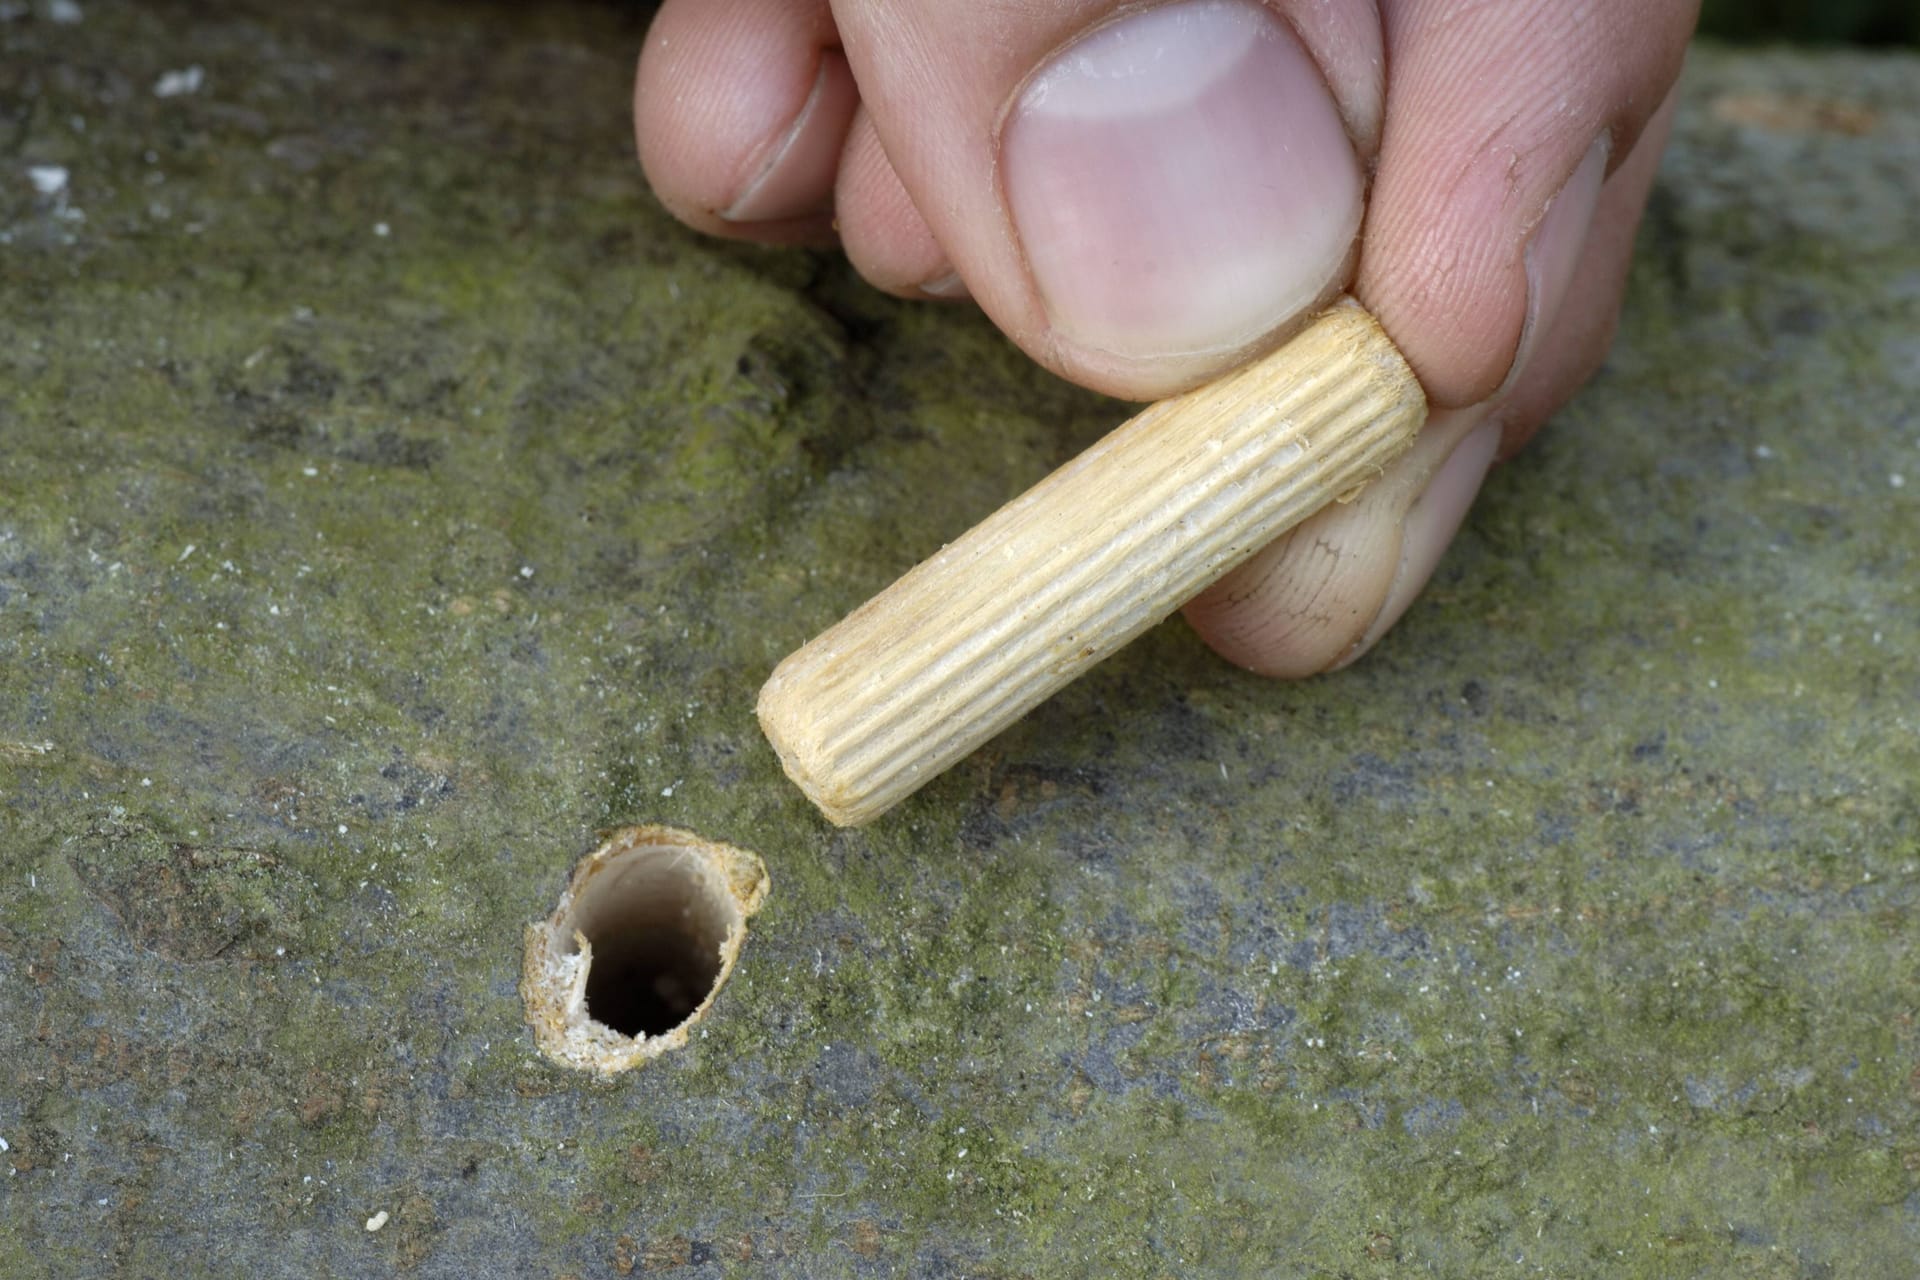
[832,0,1378,400]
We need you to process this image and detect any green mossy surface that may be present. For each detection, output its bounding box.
[3,4,1918,1276]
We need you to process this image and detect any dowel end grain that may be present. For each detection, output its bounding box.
[755,677,872,827]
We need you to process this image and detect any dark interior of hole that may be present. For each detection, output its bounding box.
[582,921,723,1039]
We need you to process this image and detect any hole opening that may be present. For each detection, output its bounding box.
[567,851,730,1038]
[521,825,769,1075]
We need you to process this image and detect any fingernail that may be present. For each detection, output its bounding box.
[722,52,858,224]
[1506,138,1607,389]
[1331,420,1501,669]
[1002,0,1362,365]
[918,271,970,300]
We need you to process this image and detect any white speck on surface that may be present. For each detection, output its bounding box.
[373,221,390,237]
[337,824,347,835]
[1892,473,1906,488]
[177,543,196,562]
[365,1210,389,1232]
[27,165,68,196]
[0,1137,9,1152]
[1753,444,1774,459]
[519,565,534,578]
[302,466,318,477]
[46,0,83,23]
[153,65,205,98]
[141,777,152,787]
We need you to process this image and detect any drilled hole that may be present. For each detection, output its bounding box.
[575,864,727,1037]
[521,826,769,1074]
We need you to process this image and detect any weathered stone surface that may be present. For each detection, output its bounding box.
[3,3,1917,1275]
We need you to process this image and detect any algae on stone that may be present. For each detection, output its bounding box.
[2,3,1917,1276]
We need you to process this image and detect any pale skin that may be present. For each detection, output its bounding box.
[634,0,1701,677]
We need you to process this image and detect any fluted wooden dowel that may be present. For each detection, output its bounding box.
[757,298,1427,826]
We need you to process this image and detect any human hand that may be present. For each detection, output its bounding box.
[633,0,1697,674]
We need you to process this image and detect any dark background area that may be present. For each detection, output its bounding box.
[1699,0,1920,45]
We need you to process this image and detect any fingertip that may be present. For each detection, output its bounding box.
[1183,408,1496,677]
[1358,0,1695,408]
[832,0,1376,402]
[1327,419,1500,669]
[999,0,1363,395]
[836,108,961,299]
[1490,86,1681,456]
[635,0,854,245]
[1183,498,1401,678]
[719,49,859,226]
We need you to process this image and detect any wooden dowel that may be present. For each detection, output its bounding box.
[757,297,1427,826]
